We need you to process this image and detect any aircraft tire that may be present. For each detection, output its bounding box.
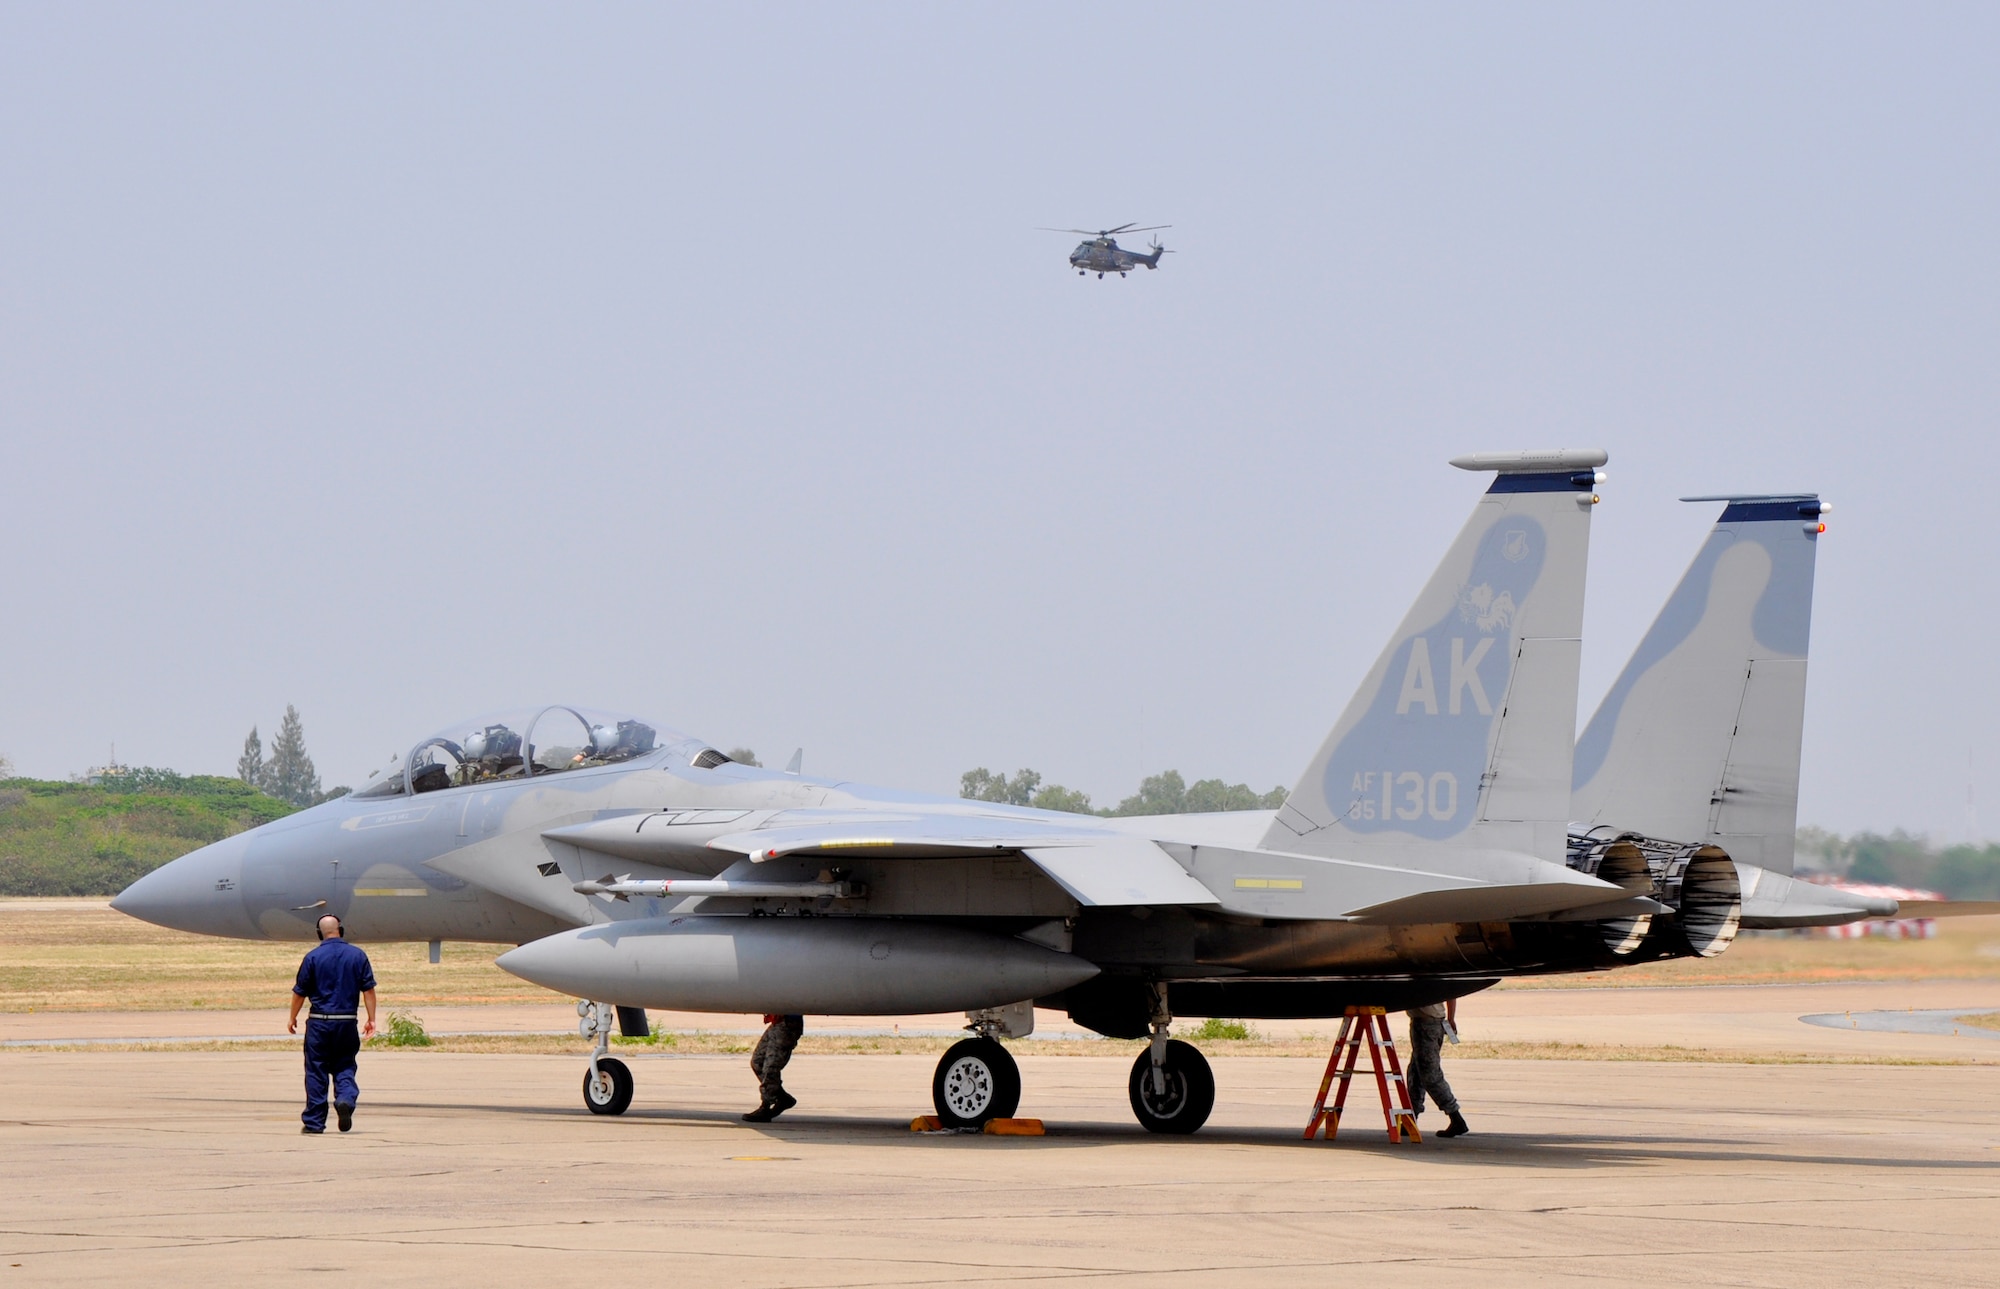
[1127,1040,1214,1135]
[583,1056,634,1115]
[931,1037,1021,1129]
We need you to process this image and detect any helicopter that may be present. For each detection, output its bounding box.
[1041,223,1172,277]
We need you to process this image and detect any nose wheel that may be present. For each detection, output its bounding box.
[931,1036,1021,1129]
[576,999,634,1115]
[584,1056,633,1114]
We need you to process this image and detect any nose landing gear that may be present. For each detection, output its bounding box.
[577,1000,634,1115]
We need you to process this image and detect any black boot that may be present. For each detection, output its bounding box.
[741,1102,777,1123]
[765,1090,797,1118]
[1438,1111,1470,1138]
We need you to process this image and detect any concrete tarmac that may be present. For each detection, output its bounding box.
[5,1017,1999,1286]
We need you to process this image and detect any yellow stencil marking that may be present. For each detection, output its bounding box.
[1234,877,1303,891]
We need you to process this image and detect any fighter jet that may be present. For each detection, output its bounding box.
[114,450,1864,1133]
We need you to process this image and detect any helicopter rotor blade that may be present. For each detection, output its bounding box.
[1039,224,1173,236]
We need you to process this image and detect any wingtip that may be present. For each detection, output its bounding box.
[1449,449,1609,474]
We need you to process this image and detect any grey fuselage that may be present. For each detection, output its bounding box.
[115,734,1645,1033]
[1068,237,1162,274]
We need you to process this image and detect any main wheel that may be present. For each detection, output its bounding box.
[932,1037,1021,1129]
[1128,1040,1214,1134]
[583,1056,634,1115]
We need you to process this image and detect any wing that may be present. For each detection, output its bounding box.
[547,808,1222,907]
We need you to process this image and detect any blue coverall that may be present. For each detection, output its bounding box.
[293,938,376,1132]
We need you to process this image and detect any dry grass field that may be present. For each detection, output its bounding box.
[0,902,551,1012]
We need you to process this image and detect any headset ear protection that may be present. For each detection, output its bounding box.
[316,916,346,941]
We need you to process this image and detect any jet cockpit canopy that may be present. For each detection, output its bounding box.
[352,706,684,798]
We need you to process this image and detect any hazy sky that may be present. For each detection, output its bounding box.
[4,4,1996,840]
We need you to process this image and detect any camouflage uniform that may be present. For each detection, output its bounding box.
[750,1014,804,1106]
[1405,1002,1460,1117]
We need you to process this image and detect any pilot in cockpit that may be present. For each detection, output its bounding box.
[461,724,524,783]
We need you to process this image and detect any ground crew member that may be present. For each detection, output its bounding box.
[743,1013,804,1122]
[286,914,378,1135]
[1407,997,1469,1138]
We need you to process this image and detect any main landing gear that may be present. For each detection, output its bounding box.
[932,1036,1022,1129]
[930,1005,1026,1129]
[1127,983,1214,1134]
[569,991,1218,1135]
[577,1000,634,1115]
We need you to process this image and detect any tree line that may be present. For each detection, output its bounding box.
[959,767,1287,817]
[1796,827,2000,900]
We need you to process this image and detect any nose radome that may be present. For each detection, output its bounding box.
[111,834,260,939]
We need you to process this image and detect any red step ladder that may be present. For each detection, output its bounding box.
[1303,1005,1421,1144]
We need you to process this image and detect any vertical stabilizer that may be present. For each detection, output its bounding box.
[1571,495,1827,874]
[1263,451,1605,865]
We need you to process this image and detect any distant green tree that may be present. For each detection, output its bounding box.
[236,727,263,786]
[1030,783,1095,814]
[1793,825,1846,869]
[1796,827,2000,899]
[262,705,321,808]
[1184,778,1289,813]
[961,767,1042,806]
[727,748,762,767]
[963,766,1281,817]
[98,767,194,794]
[1109,770,1187,816]
[1934,843,2000,900]
[1846,831,1936,887]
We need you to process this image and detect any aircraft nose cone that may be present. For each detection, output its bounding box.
[111,834,260,938]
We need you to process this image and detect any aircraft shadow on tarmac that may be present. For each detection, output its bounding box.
[358,1099,2000,1171]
